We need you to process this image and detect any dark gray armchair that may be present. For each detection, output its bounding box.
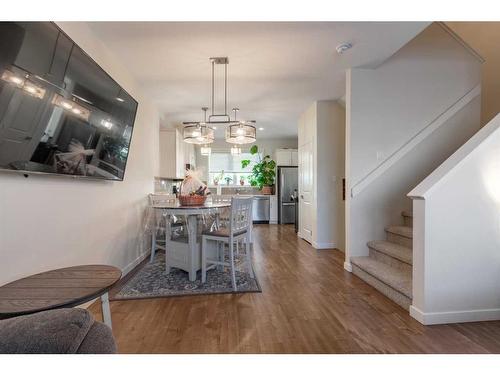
[0,308,116,354]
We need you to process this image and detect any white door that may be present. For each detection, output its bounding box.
[299,141,313,243]
[0,87,51,166]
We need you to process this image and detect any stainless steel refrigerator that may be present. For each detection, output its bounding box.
[277,166,298,224]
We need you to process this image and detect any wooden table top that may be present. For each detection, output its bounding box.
[0,265,121,319]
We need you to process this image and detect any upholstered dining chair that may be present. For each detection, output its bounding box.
[201,197,254,291]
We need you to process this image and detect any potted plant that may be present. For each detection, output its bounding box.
[241,145,276,195]
[224,176,233,185]
[239,176,246,186]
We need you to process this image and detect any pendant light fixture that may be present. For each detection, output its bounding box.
[230,145,241,156]
[183,57,256,145]
[183,107,215,145]
[225,108,256,144]
[200,145,212,156]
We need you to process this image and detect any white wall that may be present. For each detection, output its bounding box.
[447,22,500,126]
[409,114,500,324]
[349,23,481,187]
[345,23,482,264]
[0,22,160,285]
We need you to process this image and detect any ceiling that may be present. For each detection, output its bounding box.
[88,22,429,139]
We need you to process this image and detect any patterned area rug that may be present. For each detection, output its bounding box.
[113,252,261,300]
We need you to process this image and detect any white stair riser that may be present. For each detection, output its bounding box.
[403,216,413,227]
[368,248,412,273]
[386,231,413,249]
[352,265,411,310]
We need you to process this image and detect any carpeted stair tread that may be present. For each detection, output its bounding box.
[385,225,413,238]
[367,240,412,265]
[351,256,412,298]
[401,210,413,218]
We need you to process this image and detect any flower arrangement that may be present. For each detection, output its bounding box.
[179,169,210,205]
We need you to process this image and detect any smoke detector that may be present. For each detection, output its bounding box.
[336,42,353,54]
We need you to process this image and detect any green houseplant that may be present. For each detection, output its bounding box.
[241,145,276,194]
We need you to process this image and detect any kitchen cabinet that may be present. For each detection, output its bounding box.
[7,22,72,86]
[159,129,196,179]
[275,148,298,166]
[269,195,278,224]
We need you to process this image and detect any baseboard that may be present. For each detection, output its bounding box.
[343,262,352,272]
[269,220,278,224]
[312,241,336,249]
[410,304,500,325]
[81,251,149,311]
[122,250,150,277]
[78,299,98,309]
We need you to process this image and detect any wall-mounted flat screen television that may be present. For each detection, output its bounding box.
[0,22,138,181]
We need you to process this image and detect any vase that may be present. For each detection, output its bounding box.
[261,186,273,195]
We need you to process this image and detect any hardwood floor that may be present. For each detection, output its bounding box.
[89,224,500,353]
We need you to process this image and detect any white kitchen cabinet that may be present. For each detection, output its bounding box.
[275,148,298,166]
[269,195,278,224]
[291,150,298,166]
[159,129,196,179]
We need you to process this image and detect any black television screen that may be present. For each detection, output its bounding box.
[0,22,138,181]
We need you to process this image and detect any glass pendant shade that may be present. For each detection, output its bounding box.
[225,123,257,144]
[200,145,212,156]
[52,94,90,121]
[183,124,215,145]
[1,70,46,99]
[230,145,241,155]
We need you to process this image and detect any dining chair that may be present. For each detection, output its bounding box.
[210,194,232,226]
[148,193,183,263]
[211,194,247,254]
[201,197,254,291]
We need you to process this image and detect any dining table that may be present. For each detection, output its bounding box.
[152,201,232,281]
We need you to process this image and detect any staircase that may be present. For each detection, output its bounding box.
[351,211,413,310]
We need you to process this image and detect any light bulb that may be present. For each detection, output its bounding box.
[72,108,82,115]
[116,97,125,102]
[61,101,73,110]
[10,76,24,85]
[236,127,245,136]
[192,130,201,137]
[24,85,36,94]
[101,119,113,129]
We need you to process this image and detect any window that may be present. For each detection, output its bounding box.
[208,151,260,185]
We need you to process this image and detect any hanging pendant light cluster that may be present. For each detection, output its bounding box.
[183,57,256,153]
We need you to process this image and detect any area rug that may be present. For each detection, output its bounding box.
[113,252,261,300]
